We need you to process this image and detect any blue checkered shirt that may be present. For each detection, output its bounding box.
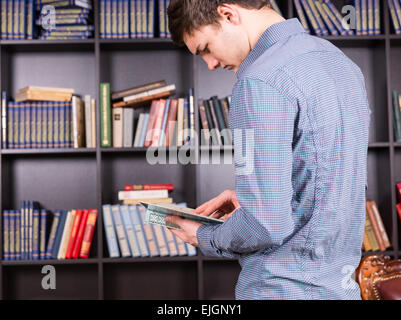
[197,18,371,300]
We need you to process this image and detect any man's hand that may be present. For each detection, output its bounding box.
[165,215,202,247]
[193,190,240,221]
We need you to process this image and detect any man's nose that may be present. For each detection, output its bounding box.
[204,56,220,71]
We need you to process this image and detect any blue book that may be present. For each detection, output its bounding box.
[3,210,9,260]
[13,0,19,40]
[367,0,374,35]
[26,0,34,39]
[30,102,36,148]
[18,102,25,149]
[158,0,165,38]
[111,0,117,38]
[321,0,346,35]
[185,243,197,256]
[393,0,401,33]
[32,209,40,260]
[137,205,159,256]
[120,205,141,257]
[111,204,131,257]
[147,0,155,38]
[19,0,26,39]
[130,0,136,38]
[9,210,15,260]
[6,0,12,40]
[314,0,338,36]
[45,210,62,259]
[294,0,310,34]
[15,210,21,260]
[165,0,170,38]
[373,0,380,35]
[308,0,328,35]
[361,0,368,35]
[1,0,7,39]
[20,201,26,259]
[105,0,111,39]
[100,0,105,38]
[39,209,48,260]
[25,102,31,148]
[141,0,147,38]
[161,226,178,256]
[123,0,129,39]
[129,205,149,257]
[29,201,40,259]
[59,101,65,148]
[136,0,142,38]
[6,96,12,149]
[355,0,362,35]
[159,99,170,146]
[300,0,321,35]
[138,113,149,147]
[103,204,120,258]
[51,210,68,259]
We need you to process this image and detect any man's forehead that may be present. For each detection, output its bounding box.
[184,29,204,55]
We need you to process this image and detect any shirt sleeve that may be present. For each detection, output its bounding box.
[197,76,297,259]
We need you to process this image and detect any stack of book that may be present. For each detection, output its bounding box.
[362,199,391,252]
[36,0,94,40]
[389,0,401,34]
[103,203,196,258]
[1,87,97,149]
[118,183,174,205]
[2,201,98,260]
[392,90,401,142]
[199,95,232,146]
[0,0,36,40]
[100,81,195,148]
[15,85,74,102]
[99,0,170,39]
[294,0,381,36]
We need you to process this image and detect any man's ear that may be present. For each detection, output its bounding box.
[216,4,241,25]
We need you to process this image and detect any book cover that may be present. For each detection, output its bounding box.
[111,204,131,257]
[51,210,68,259]
[102,204,120,258]
[300,0,321,35]
[65,209,83,259]
[112,107,123,148]
[138,113,150,147]
[133,113,145,147]
[119,189,169,200]
[79,208,97,258]
[3,210,9,260]
[294,0,311,33]
[144,99,159,147]
[57,210,75,259]
[100,82,112,147]
[72,208,89,258]
[129,205,150,257]
[124,183,174,191]
[120,205,141,257]
[136,204,159,256]
[123,107,134,147]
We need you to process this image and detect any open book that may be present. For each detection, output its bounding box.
[140,202,224,230]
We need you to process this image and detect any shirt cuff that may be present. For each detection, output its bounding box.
[196,224,224,258]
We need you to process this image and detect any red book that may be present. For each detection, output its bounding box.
[151,99,166,146]
[396,182,401,203]
[71,209,90,259]
[165,98,178,147]
[65,209,83,259]
[144,100,159,147]
[79,209,98,259]
[397,203,401,222]
[124,184,174,191]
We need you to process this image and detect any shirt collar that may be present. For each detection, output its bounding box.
[236,18,306,78]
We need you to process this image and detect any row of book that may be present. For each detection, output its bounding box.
[1,90,97,149]
[118,183,174,205]
[103,203,197,258]
[0,0,35,40]
[199,96,232,146]
[36,0,94,40]
[363,199,391,252]
[390,0,401,35]
[100,81,195,148]
[392,90,401,142]
[100,0,169,39]
[294,0,379,36]
[3,201,98,260]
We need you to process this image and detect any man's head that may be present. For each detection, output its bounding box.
[167,0,283,72]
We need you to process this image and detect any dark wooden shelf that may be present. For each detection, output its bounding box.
[101,256,199,263]
[2,258,99,266]
[1,148,96,155]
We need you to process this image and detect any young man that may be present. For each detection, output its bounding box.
[165,0,371,299]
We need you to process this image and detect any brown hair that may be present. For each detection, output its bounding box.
[167,0,271,46]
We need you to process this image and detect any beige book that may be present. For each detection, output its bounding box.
[19,86,75,94]
[15,91,72,102]
[72,96,85,148]
[122,197,173,205]
[57,210,76,259]
[112,107,123,148]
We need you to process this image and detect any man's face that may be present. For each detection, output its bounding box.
[184,21,249,73]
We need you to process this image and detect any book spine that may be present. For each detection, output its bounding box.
[111,205,131,257]
[123,0,129,39]
[158,0,165,38]
[32,209,40,260]
[102,204,120,258]
[7,0,12,40]
[118,189,169,200]
[321,1,346,35]
[65,209,83,259]
[148,0,154,38]
[13,0,19,40]
[367,0,374,34]
[307,0,328,35]
[300,0,321,35]
[393,91,401,141]
[100,83,112,147]
[112,107,123,148]
[374,0,380,34]
[370,200,391,249]
[165,0,170,38]
[19,103,25,149]
[294,0,311,34]
[120,205,141,257]
[6,99,12,149]
[123,107,134,147]
[136,0,142,38]
[15,103,20,149]
[138,206,159,256]
[130,205,150,257]
[3,210,9,260]
[366,201,385,251]
[365,210,380,251]
[45,211,61,259]
[314,0,338,35]
[19,0,25,39]
[141,0,147,38]
[152,224,169,256]
[133,113,144,147]
[138,113,149,147]
[72,209,89,258]
[151,99,166,146]
[84,95,92,148]
[9,210,15,260]
[163,225,178,256]
[117,0,123,39]
[1,91,6,149]
[393,0,401,34]
[15,210,21,260]
[355,0,362,35]
[51,210,68,259]
[158,99,170,146]
[164,99,178,147]
[125,183,174,191]
[105,0,111,39]
[57,210,74,259]
[100,0,105,38]
[1,0,6,39]
[111,0,117,38]
[79,209,98,258]
[130,0,136,38]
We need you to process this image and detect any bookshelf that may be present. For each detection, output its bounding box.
[0,0,400,300]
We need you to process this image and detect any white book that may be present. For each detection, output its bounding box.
[57,210,75,259]
[123,84,176,102]
[84,94,92,148]
[133,113,145,147]
[118,189,169,200]
[112,107,123,148]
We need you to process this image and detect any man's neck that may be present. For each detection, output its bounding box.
[245,9,286,51]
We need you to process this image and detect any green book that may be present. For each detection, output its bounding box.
[100,82,112,147]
